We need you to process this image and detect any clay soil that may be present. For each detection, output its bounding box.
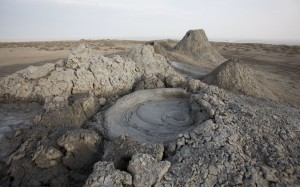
[0,40,299,106]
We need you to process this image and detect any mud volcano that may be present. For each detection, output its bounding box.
[104,88,209,144]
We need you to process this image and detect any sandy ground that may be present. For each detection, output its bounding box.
[0,40,299,106]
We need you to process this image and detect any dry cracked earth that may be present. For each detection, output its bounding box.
[0,30,300,187]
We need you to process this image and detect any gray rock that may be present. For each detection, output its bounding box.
[84,161,132,187]
[102,135,164,170]
[40,94,99,127]
[127,45,175,76]
[165,74,186,88]
[1,44,178,101]
[73,68,95,94]
[99,97,107,106]
[134,74,165,90]
[19,63,55,80]
[57,129,101,170]
[128,153,171,187]
[65,44,92,69]
[32,145,63,169]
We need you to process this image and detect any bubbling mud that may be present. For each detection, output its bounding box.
[103,88,209,144]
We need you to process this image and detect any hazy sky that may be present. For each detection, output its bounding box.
[0,0,300,42]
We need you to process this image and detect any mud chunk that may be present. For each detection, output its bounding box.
[128,153,171,187]
[102,135,164,171]
[84,161,132,187]
[40,94,99,127]
[57,129,101,170]
[134,74,165,90]
[32,145,63,168]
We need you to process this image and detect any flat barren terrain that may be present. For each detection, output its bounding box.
[0,40,144,77]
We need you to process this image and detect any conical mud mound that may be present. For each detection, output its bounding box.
[174,29,210,52]
[171,29,226,69]
[202,59,275,99]
[147,29,226,71]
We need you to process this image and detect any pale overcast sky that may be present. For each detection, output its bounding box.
[0,0,300,42]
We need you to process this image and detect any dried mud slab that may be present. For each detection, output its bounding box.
[103,88,209,144]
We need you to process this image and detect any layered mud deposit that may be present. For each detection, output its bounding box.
[0,30,300,186]
[104,88,209,143]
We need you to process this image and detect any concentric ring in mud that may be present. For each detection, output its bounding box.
[104,88,208,144]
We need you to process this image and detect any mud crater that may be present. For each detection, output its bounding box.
[103,88,210,144]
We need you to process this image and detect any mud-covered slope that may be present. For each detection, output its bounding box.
[202,58,277,100]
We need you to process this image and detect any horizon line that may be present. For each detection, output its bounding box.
[1,37,300,46]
